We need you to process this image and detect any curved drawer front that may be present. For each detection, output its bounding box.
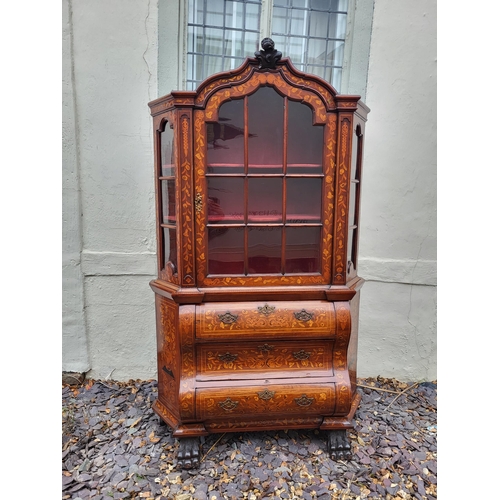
[196,340,334,380]
[196,384,336,419]
[196,301,335,340]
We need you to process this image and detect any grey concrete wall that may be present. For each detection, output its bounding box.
[357,0,437,380]
[62,0,159,380]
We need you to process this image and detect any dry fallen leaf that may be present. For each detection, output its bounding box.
[149,431,161,443]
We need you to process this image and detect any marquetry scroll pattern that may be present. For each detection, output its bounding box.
[197,302,334,337]
[178,305,196,420]
[179,112,195,286]
[333,301,352,415]
[156,297,179,414]
[198,342,331,375]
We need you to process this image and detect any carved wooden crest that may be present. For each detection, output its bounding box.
[254,38,282,69]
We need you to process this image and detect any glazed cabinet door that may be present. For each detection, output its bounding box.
[155,112,179,283]
[194,83,337,288]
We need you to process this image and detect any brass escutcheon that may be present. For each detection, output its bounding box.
[294,394,315,407]
[218,398,239,412]
[257,389,275,400]
[258,343,275,353]
[258,303,276,315]
[293,350,311,360]
[218,312,238,324]
[294,309,314,321]
[218,352,238,363]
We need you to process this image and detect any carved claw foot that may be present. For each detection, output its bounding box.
[327,430,352,460]
[177,437,201,469]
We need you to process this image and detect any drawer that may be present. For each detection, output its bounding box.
[195,301,335,340]
[196,383,335,419]
[196,340,334,380]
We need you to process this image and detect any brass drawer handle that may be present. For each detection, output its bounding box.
[293,350,311,360]
[258,343,275,353]
[218,398,239,412]
[294,395,315,407]
[258,303,275,315]
[257,389,275,400]
[294,309,314,321]
[218,311,238,324]
[217,352,238,363]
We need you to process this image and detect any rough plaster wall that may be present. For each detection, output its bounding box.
[357,0,437,380]
[62,0,90,373]
[69,0,159,380]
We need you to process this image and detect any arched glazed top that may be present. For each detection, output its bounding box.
[194,57,359,113]
[203,69,328,125]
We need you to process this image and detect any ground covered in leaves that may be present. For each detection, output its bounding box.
[62,378,437,500]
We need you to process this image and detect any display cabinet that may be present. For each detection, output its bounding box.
[148,39,369,469]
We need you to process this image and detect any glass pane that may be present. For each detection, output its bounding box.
[248,87,284,170]
[310,0,331,10]
[205,28,224,55]
[287,101,323,173]
[189,0,204,23]
[225,1,244,29]
[328,12,347,39]
[161,179,176,224]
[248,178,283,222]
[285,227,320,273]
[307,37,328,65]
[245,3,261,30]
[291,9,307,34]
[244,32,260,56]
[163,227,177,271]
[207,99,245,173]
[331,67,342,91]
[349,181,357,227]
[311,0,347,11]
[248,227,282,274]
[223,56,241,71]
[224,29,244,58]
[326,40,344,66]
[208,227,245,274]
[351,131,359,180]
[207,177,245,223]
[288,37,307,64]
[272,7,288,34]
[206,0,224,26]
[286,178,322,222]
[347,228,355,268]
[309,11,329,43]
[204,55,222,80]
[160,123,175,176]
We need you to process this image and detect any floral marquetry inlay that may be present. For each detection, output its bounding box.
[198,341,333,376]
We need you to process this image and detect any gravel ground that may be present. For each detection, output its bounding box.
[62,377,437,500]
